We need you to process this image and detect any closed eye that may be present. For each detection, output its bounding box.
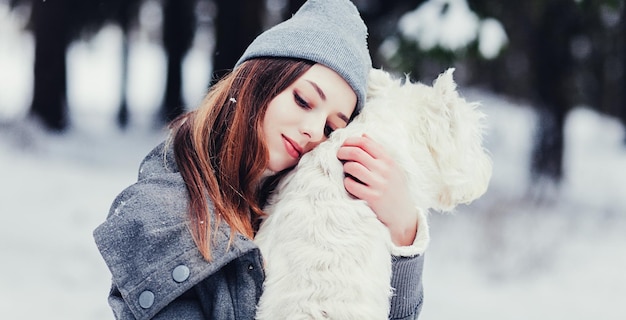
[324,125,334,138]
[294,92,310,109]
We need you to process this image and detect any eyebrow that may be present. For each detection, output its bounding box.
[337,113,349,124]
[306,80,326,101]
[306,80,349,124]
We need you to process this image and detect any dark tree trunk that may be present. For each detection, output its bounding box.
[162,46,185,123]
[468,0,535,98]
[117,35,130,129]
[117,6,131,129]
[211,0,265,85]
[160,0,197,124]
[622,2,626,144]
[16,0,144,130]
[115,1,141,129]
[532,108,565,182]
[31,0,70,131]
[530,0,582,182]
[359,0,423,70]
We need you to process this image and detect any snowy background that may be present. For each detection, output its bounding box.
[1,1,626,319]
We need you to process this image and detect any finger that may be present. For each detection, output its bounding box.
[338,147,384,182]
[341,135,387,160]
[338,144,392,182]
[337,145,370,163]
[343,160,378,187]
[344,175,377,201]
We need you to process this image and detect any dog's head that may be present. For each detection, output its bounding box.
[365,68,492,212]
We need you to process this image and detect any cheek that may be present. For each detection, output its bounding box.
[263,101,284,137]
[264,96,288,127]
[261,112,271,137]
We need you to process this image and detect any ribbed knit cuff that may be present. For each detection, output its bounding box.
[389,253,425,319]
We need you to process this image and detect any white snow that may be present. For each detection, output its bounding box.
[399,0,480,52]
[478,18,508,60]
[399,0,508,59]
[0,2,33,120]
[1,2,625,319]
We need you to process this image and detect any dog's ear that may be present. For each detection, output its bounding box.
[428,69,493,211]
[366,68,396,100]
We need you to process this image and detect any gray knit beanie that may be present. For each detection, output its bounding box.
[235,0,371,113]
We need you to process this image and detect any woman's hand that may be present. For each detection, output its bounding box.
[337,134,418,246]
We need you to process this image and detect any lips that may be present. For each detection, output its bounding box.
[282,135,302,159]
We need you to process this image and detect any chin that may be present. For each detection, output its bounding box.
[267,157,295,174]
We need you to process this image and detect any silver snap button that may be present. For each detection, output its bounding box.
[172,265,190,283]
[138,290,155,309]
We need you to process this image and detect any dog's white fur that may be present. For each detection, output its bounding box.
[254,68,492,319]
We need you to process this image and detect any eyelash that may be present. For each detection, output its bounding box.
[294,92,334,137]
[294,92,310,109]
[324,125,334,137]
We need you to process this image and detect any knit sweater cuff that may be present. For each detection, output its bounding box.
[389,253,425,319]
[390,208,430,257]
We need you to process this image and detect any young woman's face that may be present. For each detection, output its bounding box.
[263,63,357,173]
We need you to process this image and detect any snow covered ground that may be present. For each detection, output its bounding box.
[1,3,626,319]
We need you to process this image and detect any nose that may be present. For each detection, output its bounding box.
[299,113,326,143]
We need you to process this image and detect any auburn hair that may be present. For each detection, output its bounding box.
[169,58,314,261]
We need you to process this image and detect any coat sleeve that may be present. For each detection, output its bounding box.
[388,208,429,319]
[388,254,425,320]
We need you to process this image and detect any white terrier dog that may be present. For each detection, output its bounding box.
[254,68,492,319]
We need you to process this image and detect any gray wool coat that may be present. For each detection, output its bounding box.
[94,142,425,320]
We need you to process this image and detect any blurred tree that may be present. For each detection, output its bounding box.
[12,0,266,130]
[12,0,205,129]
[463,0,528,96]
[10,0,624,150]
[161,0,198,123]
[357,0,424,70]
[386,0,625,183]
[383,0,506,82]
[471,0,626,179]
[106,0,144,129]
[210,0,265,85]
[573,0,624,129]
[530,0,583,183]
[11,0,142,131]
[623,1,626,142]
[29,0,69,131]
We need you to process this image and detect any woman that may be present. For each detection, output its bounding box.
[94,0,428,319]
